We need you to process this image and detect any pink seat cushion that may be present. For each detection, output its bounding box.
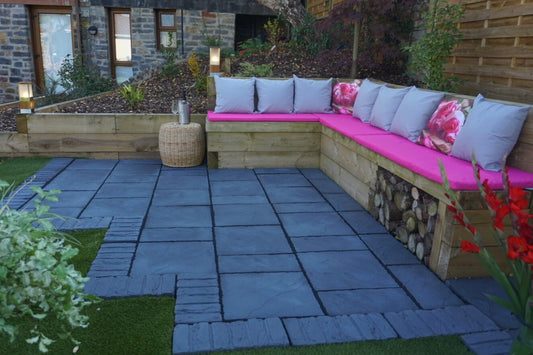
[317,114,392,139]
[207,111,319,122]
[353,134,533,190]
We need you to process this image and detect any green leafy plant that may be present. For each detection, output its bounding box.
[404,0,464,91]
[159,31,181,78]
[237,62,273,77]
[237,38,269,56]
[440,158,533,353]
[57,54,117,99]
[0,180,98,352]
[119,84,144,110]
[264,18,284,47]
[288,13,328,56]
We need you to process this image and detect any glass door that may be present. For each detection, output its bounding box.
[30,7,74,93]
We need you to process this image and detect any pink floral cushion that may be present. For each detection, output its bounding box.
[417,98,473,154]
[331,80,361,115]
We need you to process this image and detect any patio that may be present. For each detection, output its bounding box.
[11,158,518,354]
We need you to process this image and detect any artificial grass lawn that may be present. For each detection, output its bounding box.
[220,335,471,355]
[0,157,52,192]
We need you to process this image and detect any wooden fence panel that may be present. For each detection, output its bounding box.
[448,0,533,104]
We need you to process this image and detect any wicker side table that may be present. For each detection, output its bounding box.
[159,122,205,167]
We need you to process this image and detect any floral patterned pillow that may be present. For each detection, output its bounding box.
[331,80,362,114]
[417,98,473,154]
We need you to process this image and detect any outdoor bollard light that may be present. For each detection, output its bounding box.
[209,46,221,74]
[18,82,34,114]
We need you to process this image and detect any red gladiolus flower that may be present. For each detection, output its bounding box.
[507,236,527,260]
[467,225,476,236]
[461,240,479,253]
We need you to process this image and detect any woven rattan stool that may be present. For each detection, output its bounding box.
[159,122,205,167]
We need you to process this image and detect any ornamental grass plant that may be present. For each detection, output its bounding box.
[440,158,533,354]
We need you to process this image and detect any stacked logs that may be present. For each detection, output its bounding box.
[371,168,438,265]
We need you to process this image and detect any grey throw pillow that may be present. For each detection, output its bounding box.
[352,79,384,122]
[369,86,411,131]
[390,87,445,142]
[293,75,332,113]
[451,94,530,171]
[256,78,294,113]
[214,76,255,113]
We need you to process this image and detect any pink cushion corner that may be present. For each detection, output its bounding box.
[317,113,392,139]
[207,111,319,122]
[353,134,533,190]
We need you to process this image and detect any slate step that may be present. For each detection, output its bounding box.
[172,318,289,354]
[84,274,176,298]
[461,330,514,355]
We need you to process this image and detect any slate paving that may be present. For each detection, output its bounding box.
[11,158,517,354]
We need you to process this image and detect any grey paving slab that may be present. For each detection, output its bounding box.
[319,288,418,315]
[283,313,396,346]
[299,168,327,180]
[273,202,334,213]
[389,264,464,309]
[265,187,324,204]
[176,287,219,304]
[152,189,210,206]
[340,211,388,234]
[212,194,269,205]
[323,193,365,211]
[160,167,207,176]
[298,251,398,291]
[145,205,212,228]
[447,278,520,330]
[103,217,143,243]
[385,305,499,339]
[81,197,150,218]
[56,217,112,231]
[311,178,346,194]
[210,180,264,196]
[255,168,300,174]
[172,318,289,354]
[140,227,213,242]
[291,236,366,252]
[95,183,155,198]
[111,163,160,175]
[221,272,323,320]
[47,207,82,218]
[130,242,216,275]
[69,159,118,169]
[105,173,158,183]
[208,168,257,181]
[213,204,278,226]
[461,330,513,355]
[175,303,222,323]
[45,169,109,190]
[25,190,95,209]
[279,212,353,237]
[219,254,301,273]
[215,226,292,255]
[87,243,135,277]
[84,274,175,298]
[360,234,420,265]
[258,173,311,187]
[157,175,208,190]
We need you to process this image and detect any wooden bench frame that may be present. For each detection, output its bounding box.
[206,77,533,280]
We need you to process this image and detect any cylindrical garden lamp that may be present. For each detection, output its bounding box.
[18,82,34,114]
[209,46,221,74]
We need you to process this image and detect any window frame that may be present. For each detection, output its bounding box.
[156,10,177,50]
[109,8,132,81]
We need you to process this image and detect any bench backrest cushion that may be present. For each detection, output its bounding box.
[293,75,333,113]
[352,79,384,122]
[214,76,255,113]
[369,86,411,131]
[390,87,444,142]
[451,94,530,171]
[256,78,294,113]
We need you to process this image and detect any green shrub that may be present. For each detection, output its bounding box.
[159,31,181,78]
[57,55,116,99]
[238,38,269,55]
[0,180,98,352]
[264,18,284,47]
[237,62,273,77]
[288,13,328,56]
[119,84,144,110]
[404,0,464,91]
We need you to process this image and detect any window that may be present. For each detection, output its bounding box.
[157,10,177,49]
[109,8,132,83]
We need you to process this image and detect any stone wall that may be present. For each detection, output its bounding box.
[131,8,164,78]
[79,5,111,78]
[0,4,34,104]
[183,10,235,54]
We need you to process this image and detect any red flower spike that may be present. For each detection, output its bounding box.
[453,214,466,228]
[467,225,476,236]
[460,240,479,254]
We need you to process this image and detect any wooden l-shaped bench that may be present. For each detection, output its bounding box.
[206,77,533,280]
